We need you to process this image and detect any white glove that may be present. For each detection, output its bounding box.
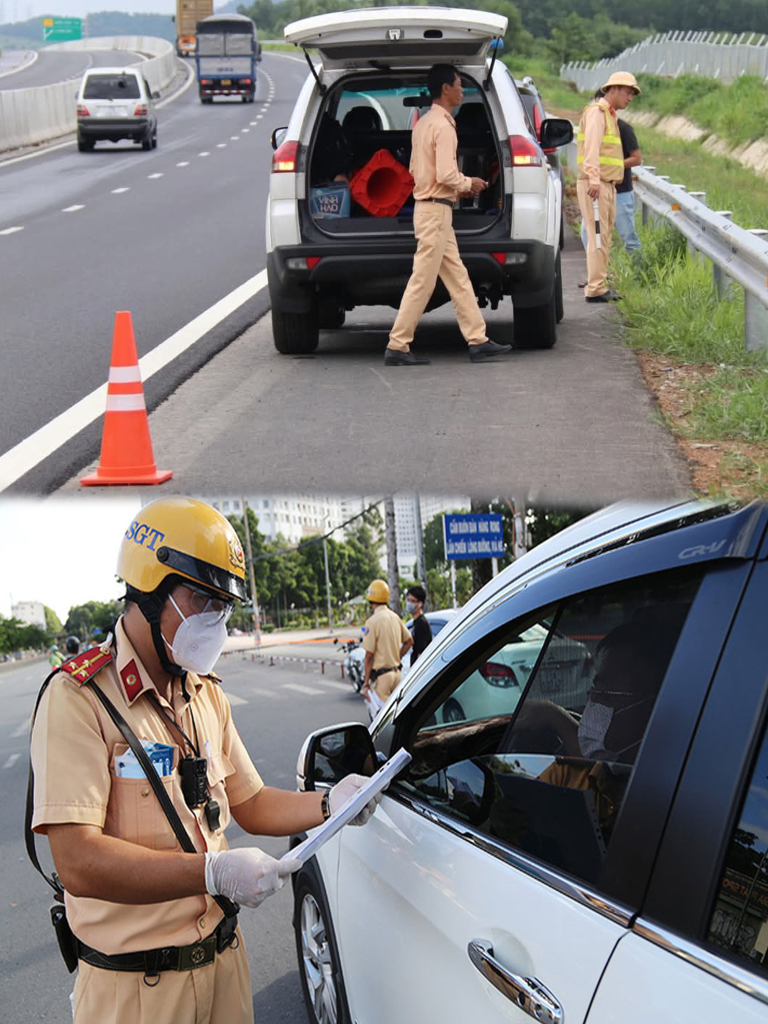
[204,848,301,909]
[329,773,386,826]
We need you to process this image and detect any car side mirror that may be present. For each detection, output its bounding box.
[271,126,288,150]
[296,723,377,791]
[152,91,160,100]
[540,118,574,150]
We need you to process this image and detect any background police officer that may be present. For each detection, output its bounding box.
[30,496,379,1024]
[361,579,413,706]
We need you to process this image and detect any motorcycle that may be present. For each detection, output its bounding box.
[334,637,365,693]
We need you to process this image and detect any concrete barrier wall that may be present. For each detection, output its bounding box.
[0,36,176,153]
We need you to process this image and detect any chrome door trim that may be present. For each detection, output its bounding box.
[468,939,564,1023]
[394,790,634,927]
[634,918,768,1006]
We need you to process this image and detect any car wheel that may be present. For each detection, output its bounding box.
[555,250,564,324]
[141,128,152,151]
[152,131,158,149]
[442,697,465,724]
[272,306,319,355]
[513,290,557,350]
[77,132,94,152]
[294,872,351,1024]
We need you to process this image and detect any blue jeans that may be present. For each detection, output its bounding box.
[580,190,641,254]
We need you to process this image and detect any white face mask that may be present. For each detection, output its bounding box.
[405,600,417,614]
[163,594,228,675]
[577,697,651,760]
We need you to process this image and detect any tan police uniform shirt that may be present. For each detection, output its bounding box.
[580,99,621,189]
[409,104,473,202]
[30,617,264,956]
[362,605,411,701]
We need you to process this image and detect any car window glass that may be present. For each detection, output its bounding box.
[83,74,141,100]
[707,723,768,974]
[402,569,703,887]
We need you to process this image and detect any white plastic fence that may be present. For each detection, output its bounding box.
[562,30,768,92]
[0,36,176,152]
[562,139,768,349]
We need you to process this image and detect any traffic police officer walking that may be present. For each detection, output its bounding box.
[29,497,380,1024]
[361,579,413,706]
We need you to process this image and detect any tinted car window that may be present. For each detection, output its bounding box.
[83,74,141,100]
[708,723,768,972]
[404,569,703,887]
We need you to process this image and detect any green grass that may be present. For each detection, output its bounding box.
[261,42,299,52]
[632,126,768,229]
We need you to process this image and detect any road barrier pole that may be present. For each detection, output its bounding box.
[712,212,733,298]
[746,229,768,350]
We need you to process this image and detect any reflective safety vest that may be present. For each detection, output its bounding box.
[577,101,623,183]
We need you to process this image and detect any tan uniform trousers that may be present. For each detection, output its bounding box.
[72,929,253,1024]
[375,668,402,702]
[389,201,487,351]
[577,179,617,298]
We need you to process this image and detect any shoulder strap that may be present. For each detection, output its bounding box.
[25,668,67,901]
[84,680,238,920]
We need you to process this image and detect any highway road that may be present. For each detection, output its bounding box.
[0,50,308,493]
[0,47,148,90]
[0,650,367,1023]
[1,47,691,500]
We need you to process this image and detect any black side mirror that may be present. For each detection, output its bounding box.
[296,723,377,791]
[152,92,160,100]
[271,126,288,151]
[540,118,574,150]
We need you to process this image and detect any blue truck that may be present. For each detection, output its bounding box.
[196,13,260,104]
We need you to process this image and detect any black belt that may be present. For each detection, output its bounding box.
[77,913,238,979]
[371,665,400,679]
[417,197,453,207]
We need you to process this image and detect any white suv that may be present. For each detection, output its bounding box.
[266,6,572,355]
[75,67,159,152]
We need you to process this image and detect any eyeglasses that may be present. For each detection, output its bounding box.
[179,583,235,624]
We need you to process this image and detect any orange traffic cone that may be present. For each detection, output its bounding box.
[81,312,173,487]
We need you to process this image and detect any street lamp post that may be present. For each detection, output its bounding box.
[323,533,334,633]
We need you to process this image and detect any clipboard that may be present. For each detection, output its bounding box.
[283,747,412,866]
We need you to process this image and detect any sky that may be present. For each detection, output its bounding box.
[2,2,177,23]
[0,496,143,622]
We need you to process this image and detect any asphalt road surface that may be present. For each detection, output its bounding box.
[0,651,367,1024]
[0,47,147,90]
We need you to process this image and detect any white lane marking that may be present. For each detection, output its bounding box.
[249,122,257,126]
[111,187,130,194]
[216,143,226,148]
[230,136,240,142]
[260,107,268,113]
[0,269,268,491]
[0,226,23,235]
[241,129,250,133]
[225,693,247,706]
[282,683,320,696]
[3,753,20,769]
[176,161,190,167]
[62,204,85,213]
[199,151,210,157]
[250,688,280,699]
[11,721,29,738]
[148,173,163,179]
[256,115,263,120]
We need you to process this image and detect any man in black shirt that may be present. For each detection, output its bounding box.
[614,119,642,253]
[406,585,433,664]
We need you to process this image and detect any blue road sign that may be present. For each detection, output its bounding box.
[443,513,505,560]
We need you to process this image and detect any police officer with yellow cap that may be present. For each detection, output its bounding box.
[577,71,641,302]
[29,496,381,1024]
[361,579,413,707]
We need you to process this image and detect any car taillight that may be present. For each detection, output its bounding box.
[242,78,252,85]
[306,256,321,269]
[76,104,90,117]
[272,140,299,173]
[134,104,148,116]
[509,135,543,167]
[481,661,518,687]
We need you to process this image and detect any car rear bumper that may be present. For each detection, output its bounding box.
[268,239,555,313]
[77,118,151,140]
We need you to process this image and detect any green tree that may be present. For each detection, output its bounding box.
[0,615,48,654]
[44,605,63,636]
[65,601,121,640]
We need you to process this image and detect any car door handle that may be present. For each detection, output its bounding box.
[467,939,563,1024]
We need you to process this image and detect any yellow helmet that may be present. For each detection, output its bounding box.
[367,578,390,604]
[600,71,641,95]
[117,497,247,601]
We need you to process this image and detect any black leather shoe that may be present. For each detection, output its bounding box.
[469,340,512,362]
[585,289,621,303]
[383,348,431,365]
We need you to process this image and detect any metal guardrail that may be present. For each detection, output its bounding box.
[561,30,768,91]
[561,138,768,349]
